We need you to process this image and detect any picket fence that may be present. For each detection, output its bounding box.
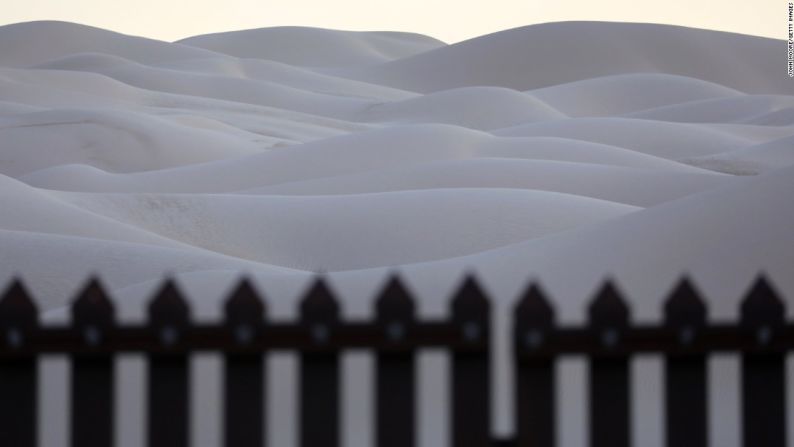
[0,274,790,447]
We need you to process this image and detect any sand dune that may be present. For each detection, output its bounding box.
[0,67,147,107]
[0,66,376,146]
[179,26,445,68]
[154,56,415,100]
[526,73,742,117]
[54,188,637,271]
[36,55,378,117]
[0,21,221,67]
[21,124,713,193]
[626,94,794,123]
[411,163,794,320]
[242,158,728,207]
[0,101,41,116]
[494,117,756,159]
[0,175,188,247]
[682,134,794,174]
[3,20,793,447]
[745,107,794,125]
[359,86,564,129]
[334,22,792,94]
[0,107,262,175]
[1,16,789,330]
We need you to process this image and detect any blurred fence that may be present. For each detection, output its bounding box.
[0,274,789,447]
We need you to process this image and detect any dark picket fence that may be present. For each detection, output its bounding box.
[0,274,790,447]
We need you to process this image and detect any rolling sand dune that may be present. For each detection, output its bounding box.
[179,26,446,68]
[0,21,222,67]
[0,175,189,247]
[392,162,794,320]
[526,73,742,117]
[0,108,262,175]
[626,94,794,123]
[359,86,565,129]
[35,56,378,117]
[20,124,714,193]
[494,117,758,159]
[153,56,415,100]
[53,188,637,270]
[333,22,793,94]
[1,20,793,447]
[683,134,794,174]
[241,158,728,207]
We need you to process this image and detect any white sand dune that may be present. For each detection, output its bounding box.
[0,175,188,248]
[682,134,794,174]
[0,108,262,175]
[153,56,415,100]
[526,73,742,117]
[0,67,374,142]
[241,158,728,207]
[359,86,565,129]
[0,67,147,107]
[626,94,794,123]
[179,26,446,68]
[745,107,794,126]
[53,188,637,272]
[0,100,41,116]
[381,163,794,321]
[2,20,793,447]
[35,56,378,117]
[21,124,713,193]
[0,21,222,67]
[334,22,793,94]
[494,117,758,159]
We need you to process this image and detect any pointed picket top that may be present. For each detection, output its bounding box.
[148,278,190,327]
[0,278,38,327]
[224,277,266,324]
[300,276,339,323]
[588,278,629,327]
[664,276,707,326]
[740,274,785,326]
[375,275,415,321]
[451,273,489,322]
[72,276,115,326]
[515,281,555,328]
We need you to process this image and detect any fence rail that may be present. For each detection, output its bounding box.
[0,274,790,447]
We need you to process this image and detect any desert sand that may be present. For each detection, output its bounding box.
[1,20,792,447]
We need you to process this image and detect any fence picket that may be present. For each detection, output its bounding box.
[451,275,491,447]
[588,280,630,447]
[147,280,190,447]
[224,278,266,447]
[740,275,786,447]
[375,275,417,447]
[71,277,116,447]
[514,282,556,447]
[299,278,340,447]
[663,277,707,447]
[0,280,38,447]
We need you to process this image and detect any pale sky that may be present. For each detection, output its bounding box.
[0,0,781,43]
